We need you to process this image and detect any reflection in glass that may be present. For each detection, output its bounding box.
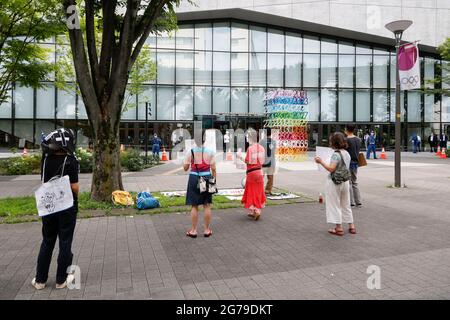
[356,90,370,121]
[157,50,175,84]
[195,51,212,85]
[213,52,230,86]
[321,55,337,87]
[303,54,319,87]
[176,25,194,50]
[14,86,34,118]
[286,32,302,53]
[356,55,371,88]
[231,52,248,86]
[373,91,388,122]
[195,87,212,115]
[157,31,175,49]
[213,87,230,114]
[213,22,230,51]
[424,93,437,123]
[339,55,354,88]
[250,26,266,52]
[321,39,337,53]
[176,51,194,85]
[373,55,388,88]
[307,90,319,121]
[231,23,248,52]
[231,88,248,113]
[57,90,76,119]
[268,53,284,87]
[250,53,266,87]
[157,87,174,120]
[195,23,212,51]
[249,88,265,114]
[303,36,320,53]
[285,54,301,87]
[321,89,336,121]
[339,90,353,122]
[36,85,55,119]
[424,58,435,89]
[268,29,284,53]
[407,91,421,122]
[138,86,156,120]
[176,87,193,120]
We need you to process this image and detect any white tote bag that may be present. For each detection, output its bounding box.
[35,156,74,217]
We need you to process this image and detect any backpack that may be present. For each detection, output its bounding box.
[136,192,160,210]
[112,190,134,206]
[331,151,351,185]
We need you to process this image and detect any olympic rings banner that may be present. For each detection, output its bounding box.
[264,89,309,162]
[399,43,421,91]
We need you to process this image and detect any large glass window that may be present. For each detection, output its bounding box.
[339,42,354,54]
[303,54,319,87]
[338,90,353,122]
[303,36,320,53]
[250,26,266,52]
[285,54,301,87]
[321,55,337,87]
[195,23,212,51]
[339,55,354,88]
[14,120,34,143]
[356,90,370,121]
[390,55,396,89]
[356,55,371,88]
[373,90,388,122]
[213,22,230,51]
[176,25,194,50]
[176,87,193,120]
[176,51,194,85]
[307,90,319,121]
[213,87,230,114]
[267,53,284,87]
[157,31,175,49]
[285,32,302,53]
[157,50,175,84]
[373,55,388,88]
[407,91,421,122]
[138,86,156,120]
[424,58,435,89]
[57,89,76,119]
[194,87,212,115]
[157,87,174,120]
[249,88,265,114]
[194,51,212,85]
[268,29,284,53]
[14,85,34,118]
[231,88,248,113]
[212,52,230,86]
[321,89,336,121]
[424,93,438,123]
[122,91,136,120]
[36,84,54,119]
[321,39,337,53]
[249,53,266,87]
[231,23,248,52]
[231,52,248,86]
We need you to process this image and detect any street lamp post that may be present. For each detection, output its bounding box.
[385,20,412,188]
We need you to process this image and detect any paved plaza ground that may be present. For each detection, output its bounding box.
[1,152,450,300]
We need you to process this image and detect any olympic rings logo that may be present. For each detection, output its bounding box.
[401,75,419,86]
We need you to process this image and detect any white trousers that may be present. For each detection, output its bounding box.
[325,178,354,224]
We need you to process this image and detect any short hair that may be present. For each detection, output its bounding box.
[329,132,348,150]
[346,124,356,133]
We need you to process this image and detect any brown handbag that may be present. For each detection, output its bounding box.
[358,153,367,167]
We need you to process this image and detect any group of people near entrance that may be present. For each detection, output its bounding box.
[31,125,362,290]
[182,125,360,239]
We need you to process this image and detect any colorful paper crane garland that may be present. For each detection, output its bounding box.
[264,89,309,162]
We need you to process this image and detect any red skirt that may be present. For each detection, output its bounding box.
[241,170,266,209]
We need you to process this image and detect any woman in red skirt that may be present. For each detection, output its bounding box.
[238,128,266,220]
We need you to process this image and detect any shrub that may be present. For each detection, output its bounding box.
[2,154,42,175]
[75,148,93,173]
[121,149,144,171]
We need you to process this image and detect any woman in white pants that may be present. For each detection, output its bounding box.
[315,132,356,236]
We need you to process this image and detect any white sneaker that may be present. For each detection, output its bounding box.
[31,278,46,290]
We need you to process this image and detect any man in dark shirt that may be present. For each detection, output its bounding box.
[345,124,362,207]
[32,128,79,290]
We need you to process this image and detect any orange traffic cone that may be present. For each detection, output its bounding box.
[440,148,447,159]
[226,151,233,161]
[380,148,387,160]
[436,146,441,156]
[161,147,168,161]
[22,148,28,157]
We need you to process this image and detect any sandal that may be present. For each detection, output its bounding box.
[204,230,213,238]
[186,230,197,238]
[328,228,344,236]
[349,228,357,234]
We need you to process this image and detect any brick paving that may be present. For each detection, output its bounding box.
[1,152,450,299]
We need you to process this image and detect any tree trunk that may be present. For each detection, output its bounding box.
[91,118,123,202]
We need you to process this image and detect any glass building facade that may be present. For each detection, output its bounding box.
[0,17,449,150]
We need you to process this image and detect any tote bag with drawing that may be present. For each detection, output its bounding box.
[35,156,74,217]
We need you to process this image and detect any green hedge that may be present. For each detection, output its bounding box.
[0,147,157,175]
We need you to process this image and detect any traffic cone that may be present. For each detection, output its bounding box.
[440,148,447,159]
[436,146,441,156]
[380,148,387,160]
[226,151,233,161]
[22,148,28,157]
[161,147,168,161]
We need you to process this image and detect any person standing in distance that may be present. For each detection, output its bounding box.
[345,125,362,208]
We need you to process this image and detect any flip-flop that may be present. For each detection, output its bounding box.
[186,231,197,238]
[254,213,261,221]
[204,230,213,238]
[349,228,357,234]
[328,228,344,236]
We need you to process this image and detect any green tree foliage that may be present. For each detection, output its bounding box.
[0,0,65,104]
[425,37,450,96]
